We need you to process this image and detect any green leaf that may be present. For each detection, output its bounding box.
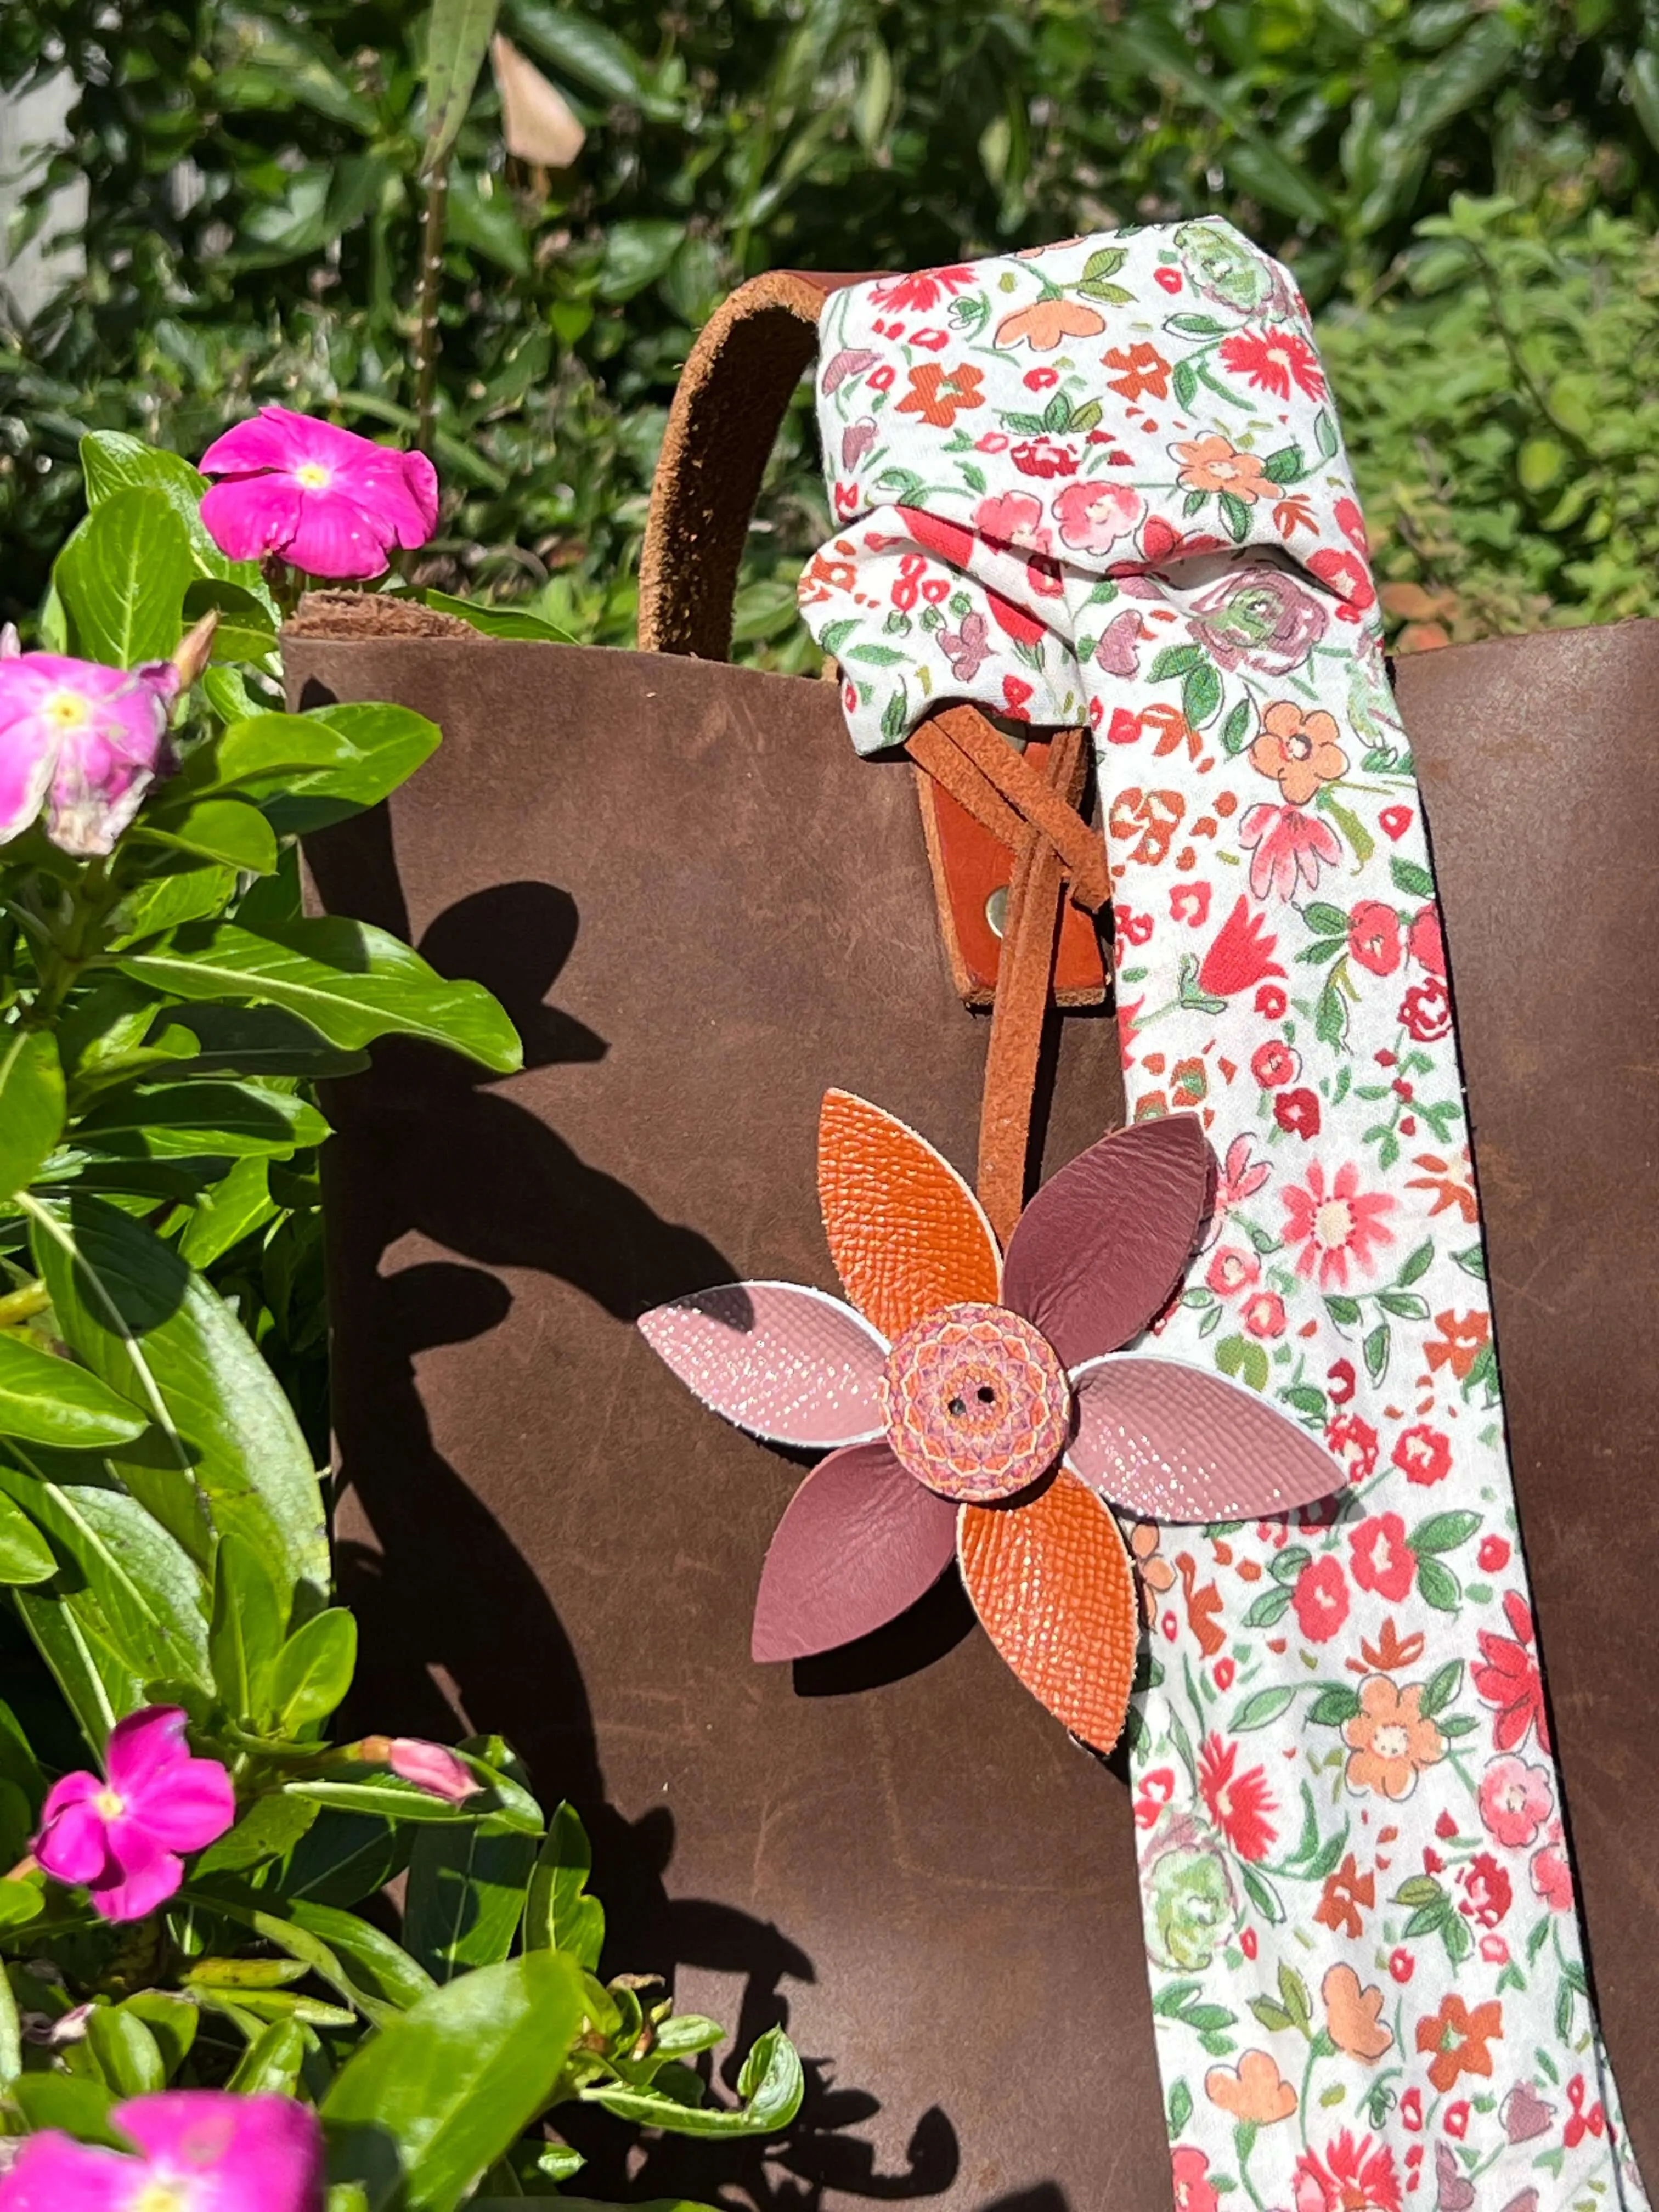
[115,919,522,1075]
[1229,1685,1295,1733]
[582,2022,804,2139]
[180,578,279,664]
[1389,856,1435,900]
[0,1030,66,1201]
[1216,1335,1269,1393]
[178,1157,279,1269]
[1148,643,1204,682]
[1182,662,1222,729]
[1243,1585,1292,1628]
[284,1779,488,1826]
[1220,698,1250,755]
[322,1949,588,2211]
[422,591,577,643]
[135,799,279,876]
[1375,1290,1429,1320]
[0,1334,149,1450]
[9,2071,125,2145]
[1307,1683,1362,1726]
[1396,1241,1435,1286]
[120,1991,198,2081]
[1324,1294,1362,1327]
[522,1800,604,1969]
[405,1813,539,1984]
[1362,1321,1390,1383]
[25,1191,327,1601]
[287,1899,438,2013]
[1410,1510,1480,1555]
[1261,444,1307,484]
[1452,1244,1486,1280]
[228,2017,307,2097]
[84,2003,166,2097]
[55,489,193,669]
[73,1081,327,1164]
[0,1492,63,1585]
[1392,1874,1446,1909]
[504,0,648,103]
[596,219,687,303]
[1302,902,1349,939]
[269,1607,358,1728]
[1167,2078,1193,2136]
[195,1791,319,1876]
[424,0,503,172]
[184,704,441,823]
[1420,1660,1463,1717]
[1315,977,1349,1051]
[80,433,257,590]
[208,1531,287,1722]
[1219,490,1251,543]
[1415,1554,1462,1612]
[283,1811,414,1908]
[0,1442,212,1692]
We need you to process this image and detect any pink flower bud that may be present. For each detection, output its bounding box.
[357,1734,478,1804]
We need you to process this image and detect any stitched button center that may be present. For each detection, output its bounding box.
[881,1302,1071,1503]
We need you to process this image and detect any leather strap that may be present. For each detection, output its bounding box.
[639,270,878,659]
[637,272,1113,1235]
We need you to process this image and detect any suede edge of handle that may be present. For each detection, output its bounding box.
[636,268,884,661]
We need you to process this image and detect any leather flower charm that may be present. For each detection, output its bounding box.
[639,1091,1339,1753]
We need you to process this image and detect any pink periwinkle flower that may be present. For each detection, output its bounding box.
[0,2090,323,2212]
[34,1707,235,1923]
[198,406,439,581]
[358,1733,478,1805]
[0,640,178,857]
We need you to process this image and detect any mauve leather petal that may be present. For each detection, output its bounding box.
[1067,1353,1342,1521]
[1002,1113,1212,1367]
[752,1441,958,1661]
[639,1282,888,1448]
[957,1466,1138,1756]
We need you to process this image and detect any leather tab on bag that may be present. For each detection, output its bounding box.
[915,755,1109,1007]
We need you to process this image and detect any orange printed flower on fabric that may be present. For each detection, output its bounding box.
[1204,2048,1297,2125]
[896,362,986,427]
[1250,701,1349,805]
[995,298,1108,352]
[1103,342,1171,400]
[1323,1962,1393,2062]
[1313,1852,1375,1939]
[1343,1674,1447,1801]
[1172,433,1272,503]
[639,1096,1339,1754]
[1415,1993,1503,2094]
[1425,1308,1490,1381]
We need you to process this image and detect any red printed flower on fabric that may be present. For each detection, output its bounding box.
[1293,2130,1401,2212]
[640,1097,1339,1754]
[1218,328,1327,403]
[1198,1733,1277,1860]
[1472,1590,1550,1753]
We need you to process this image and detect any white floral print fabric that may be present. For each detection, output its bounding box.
[799,221,1647,2212]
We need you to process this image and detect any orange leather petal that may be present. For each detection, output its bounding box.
[957,1466,1138,1756]
[819,1090,1001,1339]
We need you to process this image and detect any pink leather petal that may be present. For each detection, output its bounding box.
[1067,1353,1342,1521]
[1002,1113,1212,1367]
[752,1441,960,1661]
[639,1282,888,1448]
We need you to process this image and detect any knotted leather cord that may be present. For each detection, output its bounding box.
[639,272,1101,1240]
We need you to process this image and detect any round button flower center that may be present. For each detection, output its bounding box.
[93,1786,124,1820]
[294,461,332,489]
[1314,1197,1355,1250]
[880,1302,1071,1503]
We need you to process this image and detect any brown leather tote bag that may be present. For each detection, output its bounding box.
[287,274,1659,2208]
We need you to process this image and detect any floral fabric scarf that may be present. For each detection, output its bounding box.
[798,221,1647,2212]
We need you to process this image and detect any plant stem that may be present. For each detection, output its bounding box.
[23,856,119,1032]
[413,157,451,460]
[0,1282,50,1328]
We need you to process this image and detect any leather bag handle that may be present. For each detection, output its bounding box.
[637,268,1110,1240]
[637,270,881,661]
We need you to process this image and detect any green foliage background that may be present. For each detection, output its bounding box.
[3,0,1659,655]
